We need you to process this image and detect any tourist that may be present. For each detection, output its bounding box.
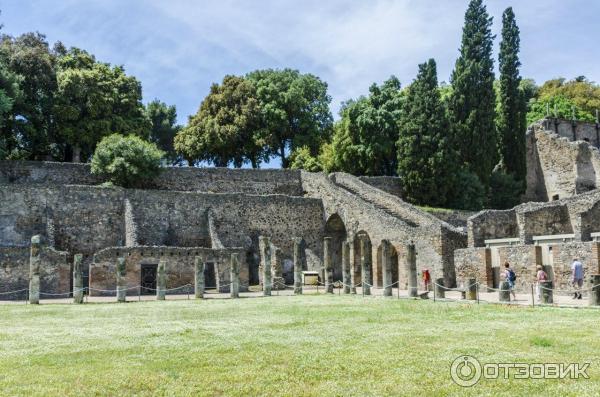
[535,265,548,299]
[504,262,517,300]
[422,268,431,291]
[571,258,584,299]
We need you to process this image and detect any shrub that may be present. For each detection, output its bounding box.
[447,170,486,211]
[91,134,164,188]
[489,170,523,209]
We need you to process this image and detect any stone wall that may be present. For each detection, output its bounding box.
[454,247,492,289]
[0,245,70,300]
[90,246,248,296]
[424,209,477,229]
[358,176,403,198]
[468,209,518,247]
[0,161,304,196]
[525,119,600,202]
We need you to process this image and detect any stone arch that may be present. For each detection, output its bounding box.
[353,231,372,285]
[376,242,399,287]
[325,213,347,281]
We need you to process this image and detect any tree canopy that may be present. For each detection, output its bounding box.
[146,100,181,165]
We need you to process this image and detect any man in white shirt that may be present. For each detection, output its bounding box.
[571,258,584,300]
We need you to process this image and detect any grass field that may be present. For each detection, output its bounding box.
[0,295,599,396]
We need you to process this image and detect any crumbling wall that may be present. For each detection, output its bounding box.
[358,176,403,198]
[468,210,518,247]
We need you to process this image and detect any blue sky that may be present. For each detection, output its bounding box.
[3,0,600,165]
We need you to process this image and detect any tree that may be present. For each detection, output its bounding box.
[528,77,600,123]
[397,59,453,207]
[0,32,58,160]
[289,146,322,172]
[448,0,497,187]
[0,51,22,159]
[246,69,333,168]
[331,77,403,175]
[91,134,164,188]
[174,75,266,167]
[54,47,150,162]
[497,7,526,186]
[527,95,593,125]
[146,100,181,165]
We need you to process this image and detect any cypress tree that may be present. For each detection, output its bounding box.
[448,0,496,187]
[497,7,526,184]
[397,59,452,207]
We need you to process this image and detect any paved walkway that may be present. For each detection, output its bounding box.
[0,286,594,308]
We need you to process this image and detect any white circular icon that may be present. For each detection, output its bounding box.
[450,355,482,387]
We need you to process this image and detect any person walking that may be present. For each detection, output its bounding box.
[535,265,548,300]
[504,262,517,300]
[571,258,584,299]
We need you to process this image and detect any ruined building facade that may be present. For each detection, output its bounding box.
[0,161,465,299]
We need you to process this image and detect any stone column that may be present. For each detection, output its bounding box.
[73,254,83,304]
[259,236,272,296]
[116,257,127,302]
[466,278,477,300]
[272,247,284,290]
[499,281,511,302]
[230,253,240,298]
[435,277,445,298]
[324,237,334,293]
[293,237,305,295]
[381,240,392,297]
[406,244,417,298]
[360,236,371,296]
[349,242,357,294]
[589,275,600,306]
[29,235,41,304]
[342,241,351,294]
[194,257,205,299]
[156,260,166,300]
[540,281,553,304]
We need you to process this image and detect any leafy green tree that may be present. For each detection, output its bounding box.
[527,95,593,125]
[54,47,150,162]
[246,69,332,168]
[0,53,22,159]
[497,7,526,186]
[397,59,453,207]
[488,168,523,209]
[289,146,322,172]
[146,100,181,165]
[331,77,403,176]
[91,134,164,188]
[447,169,486,211]
[174,75,266,167]
[448,0,497,187]
[0,32,58,159]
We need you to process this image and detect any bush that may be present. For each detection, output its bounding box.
[289,146,322,172]
[91,134,164,188]
[489,170,523,209]
[447,170,486,211]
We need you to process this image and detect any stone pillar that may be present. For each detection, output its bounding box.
[29,235,41,304]
[381,240,392,297]
[435,277,445,298]
[499,281,511,302]
[349,242,357,294]
[194,257,205,299]
[466,278,477,300]
[360,236,371,296]
[156,260,166,300]
[73,254,84,304]
[406,244,417,298]
[116,257,127,303]
[589,275,600,306]
[342,241,351,294]
[271,247,284,290]
[540,281,553,304]
[230,253,240,298]
[259,236,272,296]
[324,237,334,293]
[293,237,305,295]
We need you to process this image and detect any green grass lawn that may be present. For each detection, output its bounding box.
[0,296,599,396]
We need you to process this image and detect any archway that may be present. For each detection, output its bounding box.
[353,231,372,286]
[325,214,347,281]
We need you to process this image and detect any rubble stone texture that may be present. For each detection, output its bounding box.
[435,277,445,298]
[116,257,127,302]
[360,235,372,296]
[589,275,600,306]
[342,241,351,294]
[381,239,392,296]
[230,253,240,298]
[324,237,334,293]
[406,244,418,298]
